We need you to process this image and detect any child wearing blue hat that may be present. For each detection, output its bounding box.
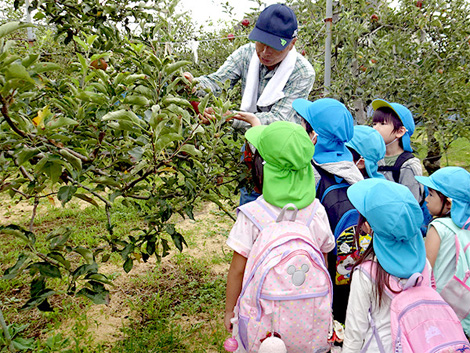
[343,178,428,352]
[415,167,470,335]
[345,125,386,179]
[292,97,363,324]
[372,99,425,203]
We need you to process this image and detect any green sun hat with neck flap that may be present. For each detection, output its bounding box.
[245,121,316,209]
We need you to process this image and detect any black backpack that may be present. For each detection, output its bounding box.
[377,152,432,235]
[315,166,363,323]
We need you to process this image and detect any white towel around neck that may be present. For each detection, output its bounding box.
[240,46,297,113]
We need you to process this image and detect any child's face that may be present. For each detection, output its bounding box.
[425,188,451,217]
[301,120,318,145]
[372,121,405,145]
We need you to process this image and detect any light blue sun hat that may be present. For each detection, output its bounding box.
[346,125,386,179]
[347,178,425,279]
[415,167,470,230]
[292,98,354,164]
[372,99,415,152]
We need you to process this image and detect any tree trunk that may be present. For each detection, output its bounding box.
[423,125,441,174]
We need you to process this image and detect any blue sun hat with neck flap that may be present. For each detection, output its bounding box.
[415,167,470,230]
[347,178,425,279]
[292,98,354,164]
[372,99,415,152]
[346,125,386,179]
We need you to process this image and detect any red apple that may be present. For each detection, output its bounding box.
[371,14,379,22]
[416,0,423,8]
[190,101,200,114]
[438,69,444,74]
[302,49,306,56]
[241,18,250,26]
[227,33,235,41]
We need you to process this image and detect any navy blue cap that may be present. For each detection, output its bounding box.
[248,4,298,51]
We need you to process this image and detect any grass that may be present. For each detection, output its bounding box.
[0,194,233,352]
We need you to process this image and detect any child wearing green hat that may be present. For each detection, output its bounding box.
[224,121,335,352]
[415,166,470,335]
[292,97,363,325]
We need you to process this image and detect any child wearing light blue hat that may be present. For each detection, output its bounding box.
[346,125,386,179]
[292,97,363,325]
[415,167,470,334]
[343,178,428,352]
[372,99,425,204]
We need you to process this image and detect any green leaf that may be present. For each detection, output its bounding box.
[5,63,35,84]
[47,117,79,129]
[101,109,141,125]
[93,176,120,188]
[123,95,150,106]
[57,185,77,206]
[72,263,98,282]
[21,54,39,68]
[47,227,71,250]
[74,193,99,208]
[0,22,34,39]
[12,336,36,350]
[153,132,183,152]
[76,90,108,105]
[73,246,95,264]
[58,149,82,172]
[179,144,201,157]
[77,285,109,304]
[171,232,187,252]
[21,289,55,310]
[30,62,61,74]
[73,36,89,52]
[0,225,36,245]
[47,252,70,270]
[3,254,29,280]
[29,262,61,278]
[198,93,210,115]
[163,60,191,75]
[123,257,133,273]
[17,147,40,165]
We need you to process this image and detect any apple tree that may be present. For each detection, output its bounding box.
[293,0,470,172]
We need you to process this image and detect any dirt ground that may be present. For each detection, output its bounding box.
[0,196,234,349]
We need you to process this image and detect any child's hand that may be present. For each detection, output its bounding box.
[224,311,234,332]
[231,112,261,127]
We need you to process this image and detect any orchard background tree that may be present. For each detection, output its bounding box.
[293,0,470,173]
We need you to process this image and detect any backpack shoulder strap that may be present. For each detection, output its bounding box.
[237,198,275,231]
[238,198,320,231]
[377,152,415,182]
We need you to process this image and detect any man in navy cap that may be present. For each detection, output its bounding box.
[184,4,315,129]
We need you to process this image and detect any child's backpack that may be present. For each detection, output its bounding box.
[235,198,333,353]
[315,166,365,323]
[433,217,470,336]
[358,261,470,353]
[377,151,433,235]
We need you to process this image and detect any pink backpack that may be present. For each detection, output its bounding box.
[358,261,470,353]
[235,199,333,353]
